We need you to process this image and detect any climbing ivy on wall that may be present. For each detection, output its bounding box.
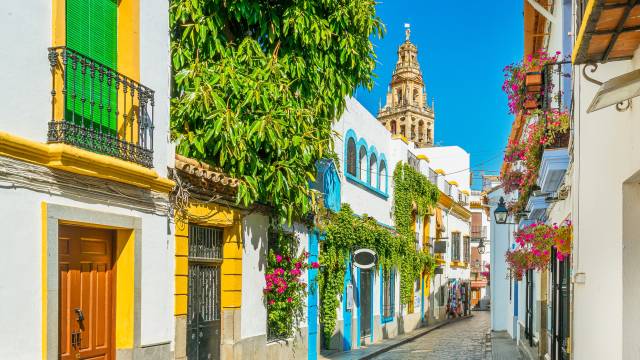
[316,161,438,349]
[317,204,400,348]
[392,162,439,304]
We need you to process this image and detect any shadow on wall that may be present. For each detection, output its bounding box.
[246,215,269,272]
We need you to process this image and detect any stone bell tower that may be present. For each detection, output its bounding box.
[377,24,435,147]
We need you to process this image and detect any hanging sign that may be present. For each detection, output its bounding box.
[352,248,377,269]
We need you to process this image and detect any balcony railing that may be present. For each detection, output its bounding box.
[443,181,452,196]
[48,47,155,168]
[428,168,437,184]
[458,192,469,206]
[471,226,487,239]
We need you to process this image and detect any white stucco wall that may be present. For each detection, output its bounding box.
[0,187,173,359]
[571,49,640,360]
[488,187,513,333]
[240,213,269,340]
[0,0,52,143]
[335,98,395,225]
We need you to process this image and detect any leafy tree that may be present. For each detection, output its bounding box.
[169,0,384,221]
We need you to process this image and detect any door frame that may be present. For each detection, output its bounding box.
[43,203,142,360]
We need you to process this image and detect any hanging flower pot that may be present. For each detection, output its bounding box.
[524,97,539,110]
[525,66,543,92]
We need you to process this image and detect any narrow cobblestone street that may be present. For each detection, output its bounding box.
[372,312,490,360]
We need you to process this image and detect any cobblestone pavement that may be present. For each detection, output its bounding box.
[372,311,490,360]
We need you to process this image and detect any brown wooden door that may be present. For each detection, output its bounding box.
[59,225,114,360]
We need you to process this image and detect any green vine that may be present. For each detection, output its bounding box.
[316,161,438,349]
[392,162,439,304]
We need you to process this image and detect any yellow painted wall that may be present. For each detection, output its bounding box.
[115,229,135,349]
[174,203,243,316]
[41,203,47,360]
[116,0,140,141]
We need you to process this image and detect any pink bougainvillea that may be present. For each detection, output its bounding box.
[502,49,560,115]
[264,242,320,339]
[505,221,572,280]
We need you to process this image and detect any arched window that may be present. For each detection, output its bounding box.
[413,88,419,104]
[418,120,424,143]
[369,153,378,187]
[346,138,356,176]
[379,160,387,192]
[411,124,416,140]
[396,89,403,105]
[390,120,397,134]
[359,146,367,181]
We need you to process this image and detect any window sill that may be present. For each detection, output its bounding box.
[345,173,389,199]
[381,315,394,324]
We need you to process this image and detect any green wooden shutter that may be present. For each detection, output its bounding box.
[66,0,117,134]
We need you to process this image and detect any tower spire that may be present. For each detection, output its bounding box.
[376,25,436,148]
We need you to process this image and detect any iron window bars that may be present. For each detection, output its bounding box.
[48,46,155,168]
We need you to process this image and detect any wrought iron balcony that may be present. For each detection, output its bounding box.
[471,226,487,240]
[428,168,437,184]
[48,47,155,168]
[443,181,452,196]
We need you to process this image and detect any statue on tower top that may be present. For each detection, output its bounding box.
[404,23,411,41]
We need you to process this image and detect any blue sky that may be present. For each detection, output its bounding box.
[355,0,523,189]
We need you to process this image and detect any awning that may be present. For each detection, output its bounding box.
[573,0,640,64]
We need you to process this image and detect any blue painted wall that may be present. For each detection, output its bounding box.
[307,231,319,360]
[343,259,352,350]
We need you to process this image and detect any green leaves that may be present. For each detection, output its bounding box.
[170,0,383,221]
[392,162,439,305]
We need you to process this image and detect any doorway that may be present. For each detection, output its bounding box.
[58,224,115,360]
[360,269,372,342]
[186,224,223,360]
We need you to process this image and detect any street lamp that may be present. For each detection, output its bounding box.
[494,196,509,224]
[477,238,486,254]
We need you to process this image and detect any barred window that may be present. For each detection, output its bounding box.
[188,224,223,261]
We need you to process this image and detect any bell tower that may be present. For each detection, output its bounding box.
[377,24,435,147]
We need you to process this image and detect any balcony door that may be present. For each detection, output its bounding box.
[66,0,118,134]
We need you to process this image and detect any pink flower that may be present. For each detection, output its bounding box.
[276,287,286,294]
[311,262,320,269]
[295,262,302,269]
[269,300,275,305]
[290,268,301,276]
[276,255,283,263]
[286,297,293,303]
[275,268,285,276]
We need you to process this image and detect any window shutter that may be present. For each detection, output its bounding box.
[66,0,118,133]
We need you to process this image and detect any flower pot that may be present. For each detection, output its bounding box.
[525,66,543,92]
[524,98,539,110]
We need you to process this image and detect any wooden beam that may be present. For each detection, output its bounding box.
[526,0,556,24]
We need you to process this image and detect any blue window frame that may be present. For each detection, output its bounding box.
[380,267,395,324]
[343,129,389,198]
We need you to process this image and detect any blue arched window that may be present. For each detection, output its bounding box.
[346,138,356,176]
[369,153,377,187]
[358,146,367,181]
[379,159,388,193]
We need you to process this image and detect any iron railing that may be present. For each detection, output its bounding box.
[428,168,438,184]
[458,192,469,205]
[48,47,155,168]
[407,151,419,171]
[443,181,452,196]
[542,61,572,112]
[471,226,487,239]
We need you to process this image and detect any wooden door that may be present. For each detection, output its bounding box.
[59,225,114,360]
